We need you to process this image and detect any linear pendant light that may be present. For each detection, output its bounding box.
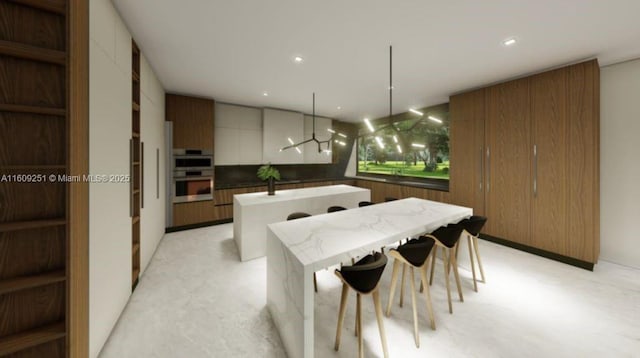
[280,93,345,153]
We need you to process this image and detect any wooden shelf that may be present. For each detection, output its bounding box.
[0,270,66,295]
[0,219,66,233]
[6,0,66,16]
[132,243,140,255]
[132,216,140,224]
[132,189,140,195]
[133,161,140,166]
[0,103,65,116]
[0,321,66,356]
[0,39,66,65]
[132,102,140,112]
[132,132,140,138]
[132,71,140,82]
[0,165,66,170]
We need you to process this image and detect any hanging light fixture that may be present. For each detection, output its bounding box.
[280,93,347,153]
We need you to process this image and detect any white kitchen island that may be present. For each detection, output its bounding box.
[266,197,472,358]
[233,184,370,261]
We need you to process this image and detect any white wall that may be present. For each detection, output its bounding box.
[90,1,166,356]
[600,58,640,269]
[215,103,263,164]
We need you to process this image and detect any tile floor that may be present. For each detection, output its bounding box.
[99,223,640,358]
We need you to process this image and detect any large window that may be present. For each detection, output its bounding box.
[357,105,449,181]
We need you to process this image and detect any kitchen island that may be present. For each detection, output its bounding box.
[233,184,370,261]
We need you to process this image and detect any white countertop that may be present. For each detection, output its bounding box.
[233,184,369,206]
[268,197,473,268]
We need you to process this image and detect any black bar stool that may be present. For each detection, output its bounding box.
[334,252,389,358]
[423,224,465,313]
[385,237,436,347]
[458,216,488,291]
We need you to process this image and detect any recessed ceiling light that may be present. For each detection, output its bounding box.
[293,56,304,63]
[337,106,341,110]
[503,37,517,46]
[263,91,269,96]
[409,108,424,116]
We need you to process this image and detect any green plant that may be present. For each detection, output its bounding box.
[257,163,281,181]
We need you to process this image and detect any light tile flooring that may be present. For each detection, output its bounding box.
[100,224,640,358]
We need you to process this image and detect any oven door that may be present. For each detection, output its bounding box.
[173,176,213,203]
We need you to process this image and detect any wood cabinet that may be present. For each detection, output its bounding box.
[485,78,532,245]
[449,88,486,216]
[449,60,600,265]
[0,1,88,356]
[166,94,215,227]
[166,94,215,150]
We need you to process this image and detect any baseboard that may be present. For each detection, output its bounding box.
[165,218,233,233]
[479,234,594,271]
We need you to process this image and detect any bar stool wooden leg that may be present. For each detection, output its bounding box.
[443,249,453,314]
[334,283,349,351]
[420,264,436,330]
[372,290,389,358]
[473,235,486,283]
[386,259,401,316]
[429,246,438,285]
[409,267,420,348]
[467,235,478,292]
[400,263,406,307]
[450,245,464,302]
[357,293,363,358]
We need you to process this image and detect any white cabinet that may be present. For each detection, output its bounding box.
[262,108,304,164]
[215,103,263,164]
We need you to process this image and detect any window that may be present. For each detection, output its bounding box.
[357,104,450,182]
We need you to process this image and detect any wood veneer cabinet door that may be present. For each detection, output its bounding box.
[450,88,485,215]
[485,78,531,244]
[566,60,599,262]
[166,94,214,150]
[530,68,568,255]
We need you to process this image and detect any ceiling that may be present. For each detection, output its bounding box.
[112,0,640,122]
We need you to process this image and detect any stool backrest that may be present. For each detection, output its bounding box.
[287,212,311,221]
[327,206,347,213]
[397,237,435,267]
[340,252,387,294]
[431,224,464,248]
[460,216,487,236]
[358,201,374,207]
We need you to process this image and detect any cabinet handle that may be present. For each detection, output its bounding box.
[141,141,144,209]
[479,146,483,192]
[486,146,490,193]
[129,138,133,217]
[533,144,537,197]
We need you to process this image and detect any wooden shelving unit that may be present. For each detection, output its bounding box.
[0,1,88,355]
[0,322,66,356]
[131,40,142,289]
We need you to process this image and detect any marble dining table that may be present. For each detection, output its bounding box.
[266,197,473,358]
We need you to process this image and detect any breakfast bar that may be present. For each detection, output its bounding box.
[266,197,472,358]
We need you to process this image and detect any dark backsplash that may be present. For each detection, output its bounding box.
[215,121,357,189]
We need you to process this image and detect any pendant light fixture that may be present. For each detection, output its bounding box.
[280,93,347,153]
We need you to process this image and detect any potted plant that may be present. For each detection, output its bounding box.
[257,163,281,195]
